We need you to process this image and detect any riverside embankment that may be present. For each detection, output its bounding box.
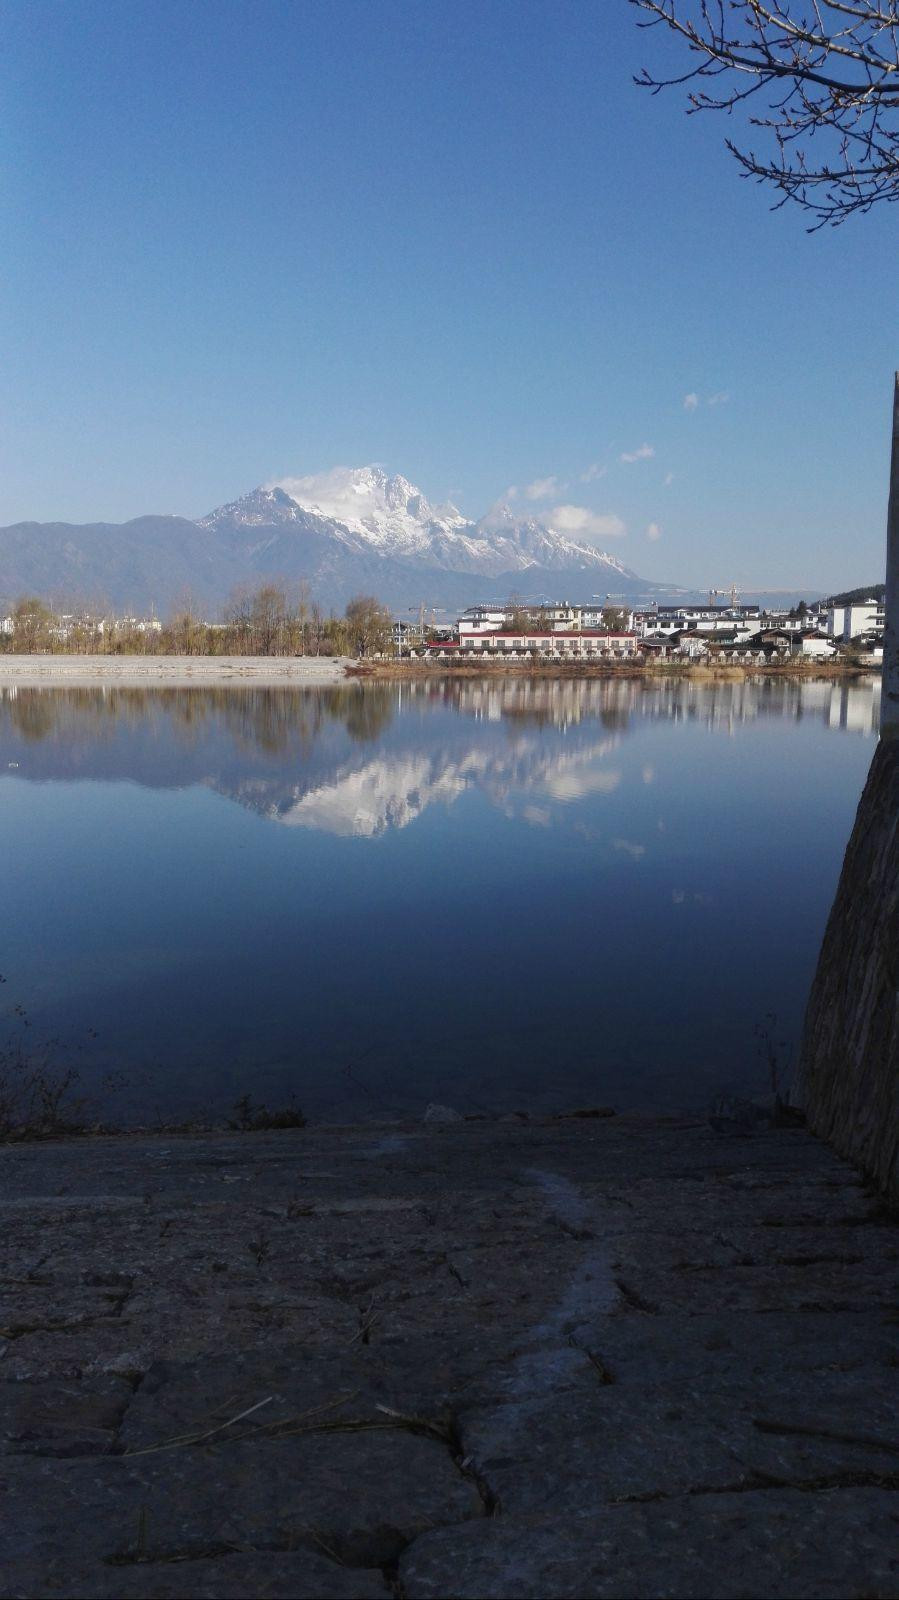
[0,655,355,688]
[0,654,879,687]
[2,1110,897,1598]
[349,658,878,681]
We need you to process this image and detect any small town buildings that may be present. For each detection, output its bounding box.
[457,608,510,640]
[827,599,885,642]
[456,602,635,638]
[656,603,761,632]
[428,630,638,659]
[793,633,836,659]
[400,594,882,668]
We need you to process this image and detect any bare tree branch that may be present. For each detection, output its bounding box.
[630,0,899,223]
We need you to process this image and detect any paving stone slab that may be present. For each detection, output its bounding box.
[0,1375,132,1456]
[118,1340,542,1452]
[563,1311,899,1388]
[119,1347,449,1450]
[1,1430,483,1570]
[399,1491,899,1599]
[2,1119,898,1598]
[459,1367,899,1512]
[604,1254,899,1313]
[0,1551,388,1600]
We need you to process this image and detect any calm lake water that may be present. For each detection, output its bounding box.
[0,675,880,1123]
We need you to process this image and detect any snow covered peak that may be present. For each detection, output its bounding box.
[199,464,641,590]
[199,485,310,530]
[263,466,467,553]
[479,501,519,529]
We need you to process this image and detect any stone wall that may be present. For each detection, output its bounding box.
[797,737,899,1202]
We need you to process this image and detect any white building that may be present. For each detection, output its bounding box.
[657,603,761,630]
[432,630,639,659]
[457,602,634,637]
[827,600,885,641]
[458,607,508,639]
[794,634,836,659]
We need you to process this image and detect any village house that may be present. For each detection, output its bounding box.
[792,633,837,659]
[827,599,885,642]
[400,596,877,669]
[428,629,638,660]
[456,602,635,639]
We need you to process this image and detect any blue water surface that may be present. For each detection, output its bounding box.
[0,674,880,1121]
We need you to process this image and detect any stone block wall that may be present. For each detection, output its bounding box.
[798,738,899,1203]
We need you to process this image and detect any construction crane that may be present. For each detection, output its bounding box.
[407,603,437,640]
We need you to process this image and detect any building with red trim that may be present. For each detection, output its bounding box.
[427,630,638,658]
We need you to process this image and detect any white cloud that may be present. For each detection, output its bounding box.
[579,462,607,484]
[620,443,655,464]
[613,838,646,860]
[549,504,627,541]
[545,767,621,802]
[522,805,551,827]
[684,390,728,411]
[646,521,662,541]
[525,475,562,500]
[663,472,674,486]
[504,485,518,500]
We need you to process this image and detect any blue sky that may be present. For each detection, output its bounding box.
[2,0,896,590]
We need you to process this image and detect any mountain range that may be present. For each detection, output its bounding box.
[0,466,686,616]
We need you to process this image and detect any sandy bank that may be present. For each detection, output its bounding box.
[0,653,356,687]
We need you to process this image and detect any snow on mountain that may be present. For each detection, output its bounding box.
[471,504,634,577]
[0,466,666,617]
[203,465,639,583]
[251,732,618,837]
[264,466,469,556]
[200,486,311,529]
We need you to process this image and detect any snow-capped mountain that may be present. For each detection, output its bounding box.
[264,466,471,554]
[200,465,641,592]
[0,465,680,615]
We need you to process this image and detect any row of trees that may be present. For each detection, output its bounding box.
[0,586,395,659]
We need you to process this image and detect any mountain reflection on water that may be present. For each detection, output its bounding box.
[0,675,880,1123]
[0,675,881,838]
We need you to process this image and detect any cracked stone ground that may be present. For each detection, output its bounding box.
[1,1114,897,1598]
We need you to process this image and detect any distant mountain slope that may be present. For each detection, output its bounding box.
[0,516,229,614]
[825,583,885,607]
[1,465,682,615]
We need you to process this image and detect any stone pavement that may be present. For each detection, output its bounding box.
[1,1113,897,1598]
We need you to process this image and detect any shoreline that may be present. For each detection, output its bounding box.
[351,657,878,681]
[0,652,877,687]
[0,653,356,687]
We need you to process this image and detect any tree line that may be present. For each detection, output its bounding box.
[0,585,395,659]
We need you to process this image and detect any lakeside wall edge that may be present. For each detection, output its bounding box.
[799,375,899,1199]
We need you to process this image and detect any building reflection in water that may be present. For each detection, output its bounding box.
[0,674,882,839]
[0,671,882,1121]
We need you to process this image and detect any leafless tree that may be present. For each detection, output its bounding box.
[602,605,630,631]
[344,595,393,658]
[630,1,899,226]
